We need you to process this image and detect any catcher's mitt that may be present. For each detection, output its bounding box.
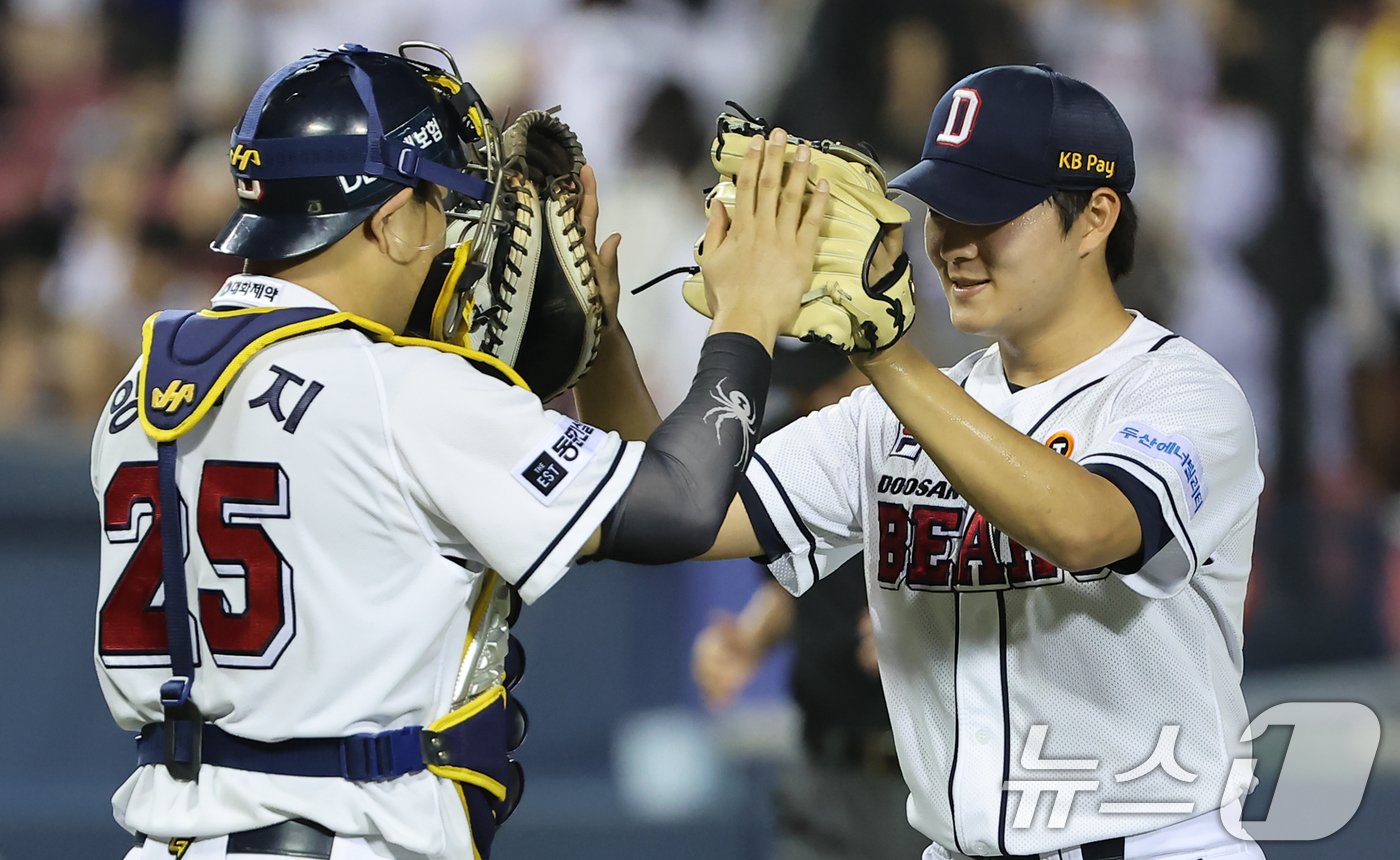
[681,112,916,353]
[465,110,603,401]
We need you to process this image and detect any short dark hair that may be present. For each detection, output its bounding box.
[411,181,440,205]
[1049,190,1136,282]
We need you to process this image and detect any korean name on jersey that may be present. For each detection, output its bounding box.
[89,278,641,855]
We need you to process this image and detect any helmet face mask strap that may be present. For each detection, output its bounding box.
[380,42,511,344]
[413,66,510,344]
[228,44,495,204]
[427,233,488,342]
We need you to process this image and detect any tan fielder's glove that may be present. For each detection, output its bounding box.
[682,112,916,353]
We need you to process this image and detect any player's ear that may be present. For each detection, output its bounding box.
[1076,188,1120,260]
[365,187,418,259]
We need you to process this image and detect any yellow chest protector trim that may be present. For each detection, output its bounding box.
[136,305,529,443]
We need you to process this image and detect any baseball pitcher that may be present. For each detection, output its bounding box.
[582,65,1268,860]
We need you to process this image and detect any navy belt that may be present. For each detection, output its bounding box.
[994,836,1125,860]
[136,723,426,782]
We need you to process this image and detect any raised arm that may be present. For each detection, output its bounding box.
[698,495,764,561]
[852,339,1140,572]
[578,133,826,563]
[571,165,663,440]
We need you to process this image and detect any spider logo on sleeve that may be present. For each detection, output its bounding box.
[703,378,756,467]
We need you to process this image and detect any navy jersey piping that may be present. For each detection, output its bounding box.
[738,476,788,561]
[1014,329,1182,439]
[1026,376,1108,438]
[996,591,1013,855]
[750,452,821,589]
[948,594,965,853]
[517,443,627,587]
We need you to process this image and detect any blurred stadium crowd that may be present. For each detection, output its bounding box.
[0,0,1398,667]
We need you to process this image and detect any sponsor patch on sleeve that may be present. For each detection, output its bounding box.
[1109,421,1207,516]
[513,417,605,506]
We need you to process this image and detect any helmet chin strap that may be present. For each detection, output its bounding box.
[430,238,482,343]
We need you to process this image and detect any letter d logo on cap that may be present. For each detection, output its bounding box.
[936,88,981,147]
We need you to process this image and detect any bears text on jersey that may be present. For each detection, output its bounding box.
[875,501,1110,592]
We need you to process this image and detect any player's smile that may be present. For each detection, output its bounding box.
[939,264,995,327]
[923,200,1092,342]
[937,253,1000,325]
[946,274,990,299]
[925,211,1002,314]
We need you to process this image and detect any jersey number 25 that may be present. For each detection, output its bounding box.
[98,460,294,670]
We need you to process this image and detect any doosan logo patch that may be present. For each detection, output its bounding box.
[514,417,604,506]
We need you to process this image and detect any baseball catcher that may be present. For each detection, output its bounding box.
[95,38,833,860]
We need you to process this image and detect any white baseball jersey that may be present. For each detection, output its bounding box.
[91,276,641,857]
[743,312,1263,856]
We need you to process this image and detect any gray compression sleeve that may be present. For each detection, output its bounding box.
[595,332,771,563]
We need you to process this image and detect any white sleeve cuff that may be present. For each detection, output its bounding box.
[745,454,826,597]
[512,441,643,604]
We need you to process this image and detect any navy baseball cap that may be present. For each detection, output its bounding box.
[890,64,1134,225]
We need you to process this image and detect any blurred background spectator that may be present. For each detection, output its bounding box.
[1,1,1398,858]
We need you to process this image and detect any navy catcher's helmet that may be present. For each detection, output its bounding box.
[212,42,497,264]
